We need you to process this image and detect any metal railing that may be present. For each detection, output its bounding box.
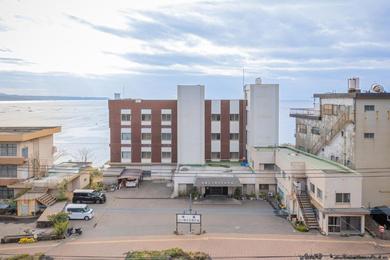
[290,108,321,117]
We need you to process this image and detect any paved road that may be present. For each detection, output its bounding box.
[0,233,389,259]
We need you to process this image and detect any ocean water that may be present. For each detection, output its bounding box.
[0,99,312,166]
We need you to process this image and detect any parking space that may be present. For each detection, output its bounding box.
[68,181,298,239]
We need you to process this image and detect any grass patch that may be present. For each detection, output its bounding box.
[125,248,211,260]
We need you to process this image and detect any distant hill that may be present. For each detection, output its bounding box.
[0,92,108,101]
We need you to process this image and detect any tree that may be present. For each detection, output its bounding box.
[48,212,69,237]
[73,148,94,163]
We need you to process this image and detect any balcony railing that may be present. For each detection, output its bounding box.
[289,108,321,119]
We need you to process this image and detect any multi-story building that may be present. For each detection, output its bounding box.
[290,78,390,207]
[108,79,278,166]
[0,127,61,199]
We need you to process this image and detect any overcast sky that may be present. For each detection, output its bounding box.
[0,0,389,100]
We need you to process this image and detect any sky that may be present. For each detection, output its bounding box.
[0,0,389,100]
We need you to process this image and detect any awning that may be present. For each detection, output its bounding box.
[195,177,241,187]
[323,208,370,215]
[118,169,142,180]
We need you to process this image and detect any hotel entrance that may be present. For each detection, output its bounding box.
[195,176,241,198]
[205,186,228,196]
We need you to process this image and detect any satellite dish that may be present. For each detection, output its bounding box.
[371,84,384,93]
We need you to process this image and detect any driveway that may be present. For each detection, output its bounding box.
[68,181,298,239]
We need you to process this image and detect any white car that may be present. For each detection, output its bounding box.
[65,204,94,220]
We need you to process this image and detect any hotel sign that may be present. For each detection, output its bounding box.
[176,214,201,224]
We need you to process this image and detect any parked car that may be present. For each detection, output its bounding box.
[0,202,16,215]
[72,189,106,204]
[370,206,390,229]
[65,204,94,220]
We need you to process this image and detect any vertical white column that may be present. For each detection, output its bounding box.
[177,85,205,164]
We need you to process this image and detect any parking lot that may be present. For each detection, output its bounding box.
[68,180,299,239]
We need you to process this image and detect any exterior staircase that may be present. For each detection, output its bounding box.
[37,193,57,207]
[310,108,353,155]
[297,192,319,230]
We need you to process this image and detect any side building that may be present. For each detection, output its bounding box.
[0,127,61,199]
[290,78,390,207]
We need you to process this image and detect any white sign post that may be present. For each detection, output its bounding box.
[175,194,202,234]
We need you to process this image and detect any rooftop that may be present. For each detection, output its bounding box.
[0,126,61,142]
[313,92,390,99]
[255,146,354,174]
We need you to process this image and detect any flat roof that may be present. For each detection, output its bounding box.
[0,126,61,142]
[255,146,354,174]
[314,92,390,99]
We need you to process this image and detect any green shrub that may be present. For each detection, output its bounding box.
[233,187,242,200]
[294,221,309,232]
[48,212,69,236]
[125,248,211,260]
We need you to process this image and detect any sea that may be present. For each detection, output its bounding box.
[0,99,312,166]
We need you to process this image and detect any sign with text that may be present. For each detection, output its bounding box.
[176,214,201,224]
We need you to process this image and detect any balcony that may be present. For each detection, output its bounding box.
[289,108,321,120]
[0,156,26,165]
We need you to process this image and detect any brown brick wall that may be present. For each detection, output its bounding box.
[108,100,177,163]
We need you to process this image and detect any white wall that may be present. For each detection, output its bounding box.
[177,85,205,164]
[246,83,279,160]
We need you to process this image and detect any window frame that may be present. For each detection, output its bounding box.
[336,192,351,203]
[363,132,375,139]
[229,114,239,121]
[211,114,221,121]
[364,105,375,112]
[211,133,221,140]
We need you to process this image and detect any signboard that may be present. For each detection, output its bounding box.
[177,214,201,224]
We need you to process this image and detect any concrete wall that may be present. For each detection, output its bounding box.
[177,85,205,164]
[246,83,279,160]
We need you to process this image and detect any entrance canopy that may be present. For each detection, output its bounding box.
[195,177,241,187]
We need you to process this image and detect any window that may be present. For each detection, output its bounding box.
[211,152,220,159]
[310,183,315,193]
[364,133,375,139]
[211,114,220,121]
[328,217,341,233]
[0,165,17,178]
[322,104,333,115]
[161,133,171,141]
[229,133,239,140]
[121,114,131,121]
[336,193,351,203]
[364,105,375,112]
[316,188,323,200]
[311,127,320,135]
[297,124,307,134]
[264,164,276,170]
[259,184,269,190]
[211,133,221,140]
[0,187,14,199]
[161,151,171,159]
[21,147,28,158]
[141,151,152,159]
[161,114,171,121]
[229,114,239,121]
[121,151,131,159]
[121,133,131,140]
[141,114,152,121]
[141,133,152,140]
[230,152,239,159]
[0,144,17,156]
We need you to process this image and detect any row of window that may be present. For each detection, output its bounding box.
[121,132,240,141]
[121,133,172,141]
[121,151,171,160]
[121,113,172,122]
[0,144,17,156]
[211,133,239,141]
[322,104,376,115]
[310,182,351,203]
[0,165,17,178]
[211,114,240,121]
[0,186,14,199]
[298,125,375,139]
[121,113,241,122]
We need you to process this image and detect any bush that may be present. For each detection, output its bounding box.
[233,187,242,200]
[125,248,211,260]
[3,253,53,260]
[89,181,104,192]
[294,221,309,232]
[18,237,36,244]
[48,212,69,237]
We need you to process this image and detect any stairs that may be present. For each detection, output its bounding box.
[297,192,319,230]
[310,108,352,155]
[37,193,57,207]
